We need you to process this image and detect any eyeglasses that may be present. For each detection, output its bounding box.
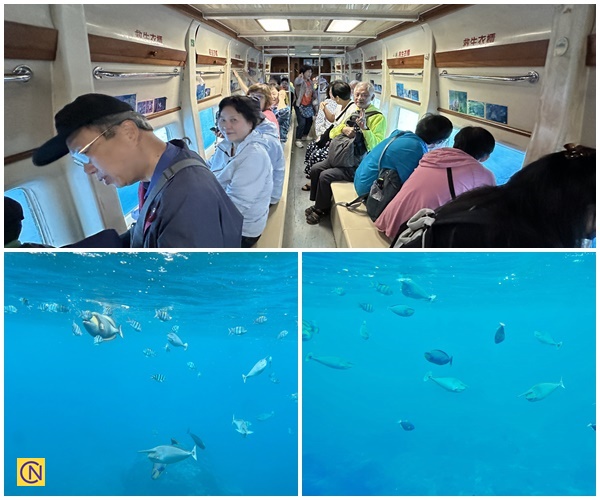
[71,125,116,166]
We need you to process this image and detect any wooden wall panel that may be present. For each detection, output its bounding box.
[89,34,186,66]
[387,54,425,69]
[196,54,227,66]
[365,60,382,70]
[435,39,549,68]
[5,21,58,61]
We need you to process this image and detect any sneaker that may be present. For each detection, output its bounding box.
[301,136,309,141]
[295,140,304,148]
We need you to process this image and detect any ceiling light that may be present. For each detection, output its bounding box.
[257,19,290,32]
[325,19,363,33]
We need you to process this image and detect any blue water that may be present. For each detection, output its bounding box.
[302,252,596,496]
[4,252,298,496]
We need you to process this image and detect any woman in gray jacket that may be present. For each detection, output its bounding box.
[294,65,317,148]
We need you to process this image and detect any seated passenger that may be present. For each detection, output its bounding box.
[208,96,273,247]
[305,82,387,225]
[302,81,354,190]
[354,113,453,197]
[396,144,596,248]
[4,196,25,247]
[376,126,496,239]
[247,83,279,132]
[31,93,242,248]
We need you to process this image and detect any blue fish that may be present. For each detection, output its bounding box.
[398,420,415,431]
[424,349,453,366]
[494,322,506,344]
[389,305,415,317]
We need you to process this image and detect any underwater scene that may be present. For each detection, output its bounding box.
[4,252,298,496]
[302,252,595,496]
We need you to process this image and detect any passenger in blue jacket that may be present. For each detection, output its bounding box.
[353,113,454,196]
[32,93,243,248]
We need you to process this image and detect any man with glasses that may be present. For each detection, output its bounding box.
[32,93,243,247]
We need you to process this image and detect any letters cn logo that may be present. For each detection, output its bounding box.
[17,458,45,486]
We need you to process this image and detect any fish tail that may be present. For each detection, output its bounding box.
[232,415,235,424]
[429,295,437,302]
[119,325,124,338]
[556,342,562,349]
[423,371,432,382]
[242,374,247,383]
[559,377,565,389]
[305,352,314,362]
[184,343,188,351]
[190,445,197,461]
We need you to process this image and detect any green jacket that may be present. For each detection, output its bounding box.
[330,104,387,152]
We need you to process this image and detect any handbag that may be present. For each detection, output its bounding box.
[327,110,382,168]
[314,102,354,149]
[299,104,314,118]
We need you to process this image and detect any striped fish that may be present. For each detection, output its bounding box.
[93,335,103,346]
[4,305,17,313]
[254,315,268,324]
[151,374,166,383]
[127,319,142,332]
[359,303,374,313]
[170,325,179,333]
[229,326,248,336]
[277,330,289,340]
[102,305,113,316]
[142,348,157,358]
[155,308,172,322]
[72,321,83,336]
[373,283,393,296]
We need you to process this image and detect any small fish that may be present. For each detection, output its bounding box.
[359,303,374,313]
[166,332,188,350]
[127,319,142,332]
[170,325,179,333]
[269,372,280,384]
[533,331,562,349]
[397,420,415,431]
[331,287,346,296]
[588,423,596,431]
[232,415,253,437]
[228,326,248,336]
[289,393,298,402]
[494,323,506,344]
[186,361,197,371]
[360,320,369,340]
[143,348,157,358]
[187,429,206,449]
[151,462,166,480]
[256,411,275,421]
[4,305,17,313]
[302,320,319,341]
[389,305,415,317]
[424,372,467,392]
[424,350,453,366]
[39,302,67,313]
[254,315,268,324]
[102,305,114,316]
[151,374,166,383]
[518,378,565,402]
[242,356,272,383]
[72,321,83,336]
[77,310,93,320]
[305,353,353,369]
[277,330,289,340]
[19,297,31,309]
[93,335,103,346]
[155,308,172,322]
[373,283,393,295]
[399,278,436,301]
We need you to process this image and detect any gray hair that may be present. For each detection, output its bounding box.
[354,81,375,97]
[349,80,360,91]
[89,110,153,138]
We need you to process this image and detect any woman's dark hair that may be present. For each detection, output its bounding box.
[433,146,596,247]
[453,126,495,160]
[415,114,453,145]
[217,95,263,129]
[269,75,281,85]
[330,80,351,101]
[299,65,312,75]
[280,77,289,83]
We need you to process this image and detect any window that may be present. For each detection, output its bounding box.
[199,106,218,150]
[446,128,525,185]
[116,125,173,222]
[4,187,44,245]
[396,106,419,133]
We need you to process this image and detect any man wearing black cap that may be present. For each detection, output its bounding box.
[32,93,243,248]
[5,196,25,247]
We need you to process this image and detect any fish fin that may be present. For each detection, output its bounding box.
[559,377,565,389]
[242,374,247,383]
[119,325,124,338]
[305,352,313,362]
[556,342,562,349]
[138,449,153,454]
[171,438,179,445]
[499,322,505,327]
[191,445,197,461]
[517,391,527,398]
[246,430,254,435]
[429,295,437,302]
[184,343,188,351]
[423,371,432,382]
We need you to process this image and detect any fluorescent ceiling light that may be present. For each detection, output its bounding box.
[257,19,290,32]
[326,19,363,33]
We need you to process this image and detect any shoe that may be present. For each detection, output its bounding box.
[301,136,308,141]
[301,183,311,191]
[305,205,317,216]
[306,208,327,225]
[295,141,304,148]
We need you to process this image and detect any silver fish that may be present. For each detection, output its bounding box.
[242,356,272,383]
[232,415,253,437]
[143,348,157,358]
[518,378,565,402]
[389,304,415,317]
[151,374,166,383]
[305,353,353,369]
[138,444,197,464]
[93,335,103,346]
[155,308,172,322]
[277,330,289,340]
[254,315,268,324]
[166,332,188,350]
[256,411,275,421]
[533,330,562,349]
[4,305,17,313]
[127,319,142,332]
[229,326,248,336]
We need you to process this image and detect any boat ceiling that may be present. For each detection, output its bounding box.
[188,4,441,55]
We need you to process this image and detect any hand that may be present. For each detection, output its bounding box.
[342,126,356,138]
[355,110,367,130]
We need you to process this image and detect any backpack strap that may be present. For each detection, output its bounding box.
[377,132,405,176]
[446,168,456,199]
[131,158,204,247]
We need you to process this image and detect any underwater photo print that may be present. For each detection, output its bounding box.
[4,252,298,496]
[302,252,595,496]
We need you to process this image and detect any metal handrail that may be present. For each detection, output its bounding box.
[439,70,539,84]
[197,70,225,75]
[389,70,424,77]
[5,65,33,83]
[364,70,382,75]
[93,66,180,80]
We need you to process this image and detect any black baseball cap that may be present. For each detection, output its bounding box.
[32,93,134,166]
